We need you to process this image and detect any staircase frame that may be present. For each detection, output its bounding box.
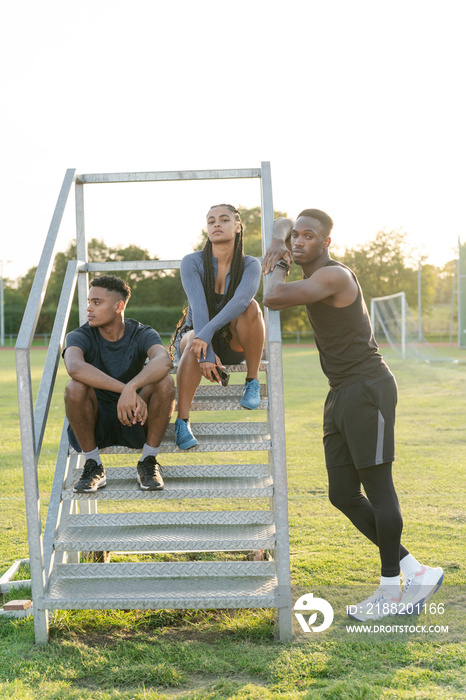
[15,164,292,643]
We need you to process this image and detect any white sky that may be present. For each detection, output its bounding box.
[1,0,465,281]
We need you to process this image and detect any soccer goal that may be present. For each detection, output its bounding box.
[371,292,409,358]
[370,291,457,362]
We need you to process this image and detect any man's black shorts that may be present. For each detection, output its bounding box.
[323,372,397,470]
[67,401,146,452]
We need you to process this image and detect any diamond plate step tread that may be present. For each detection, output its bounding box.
[193,385,267,397]
[56,561,277,578]
[64,511,275,526]
[171,362,268,374]
[168,422,268,435]
[103,437,271,454]
[70,465,271,480]
[54,523,276,552]
[189,385,267,411]
[43,575,278,610]
[190,398,268,411]
[62,476,274,500]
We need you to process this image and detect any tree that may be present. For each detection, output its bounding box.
[337,228,435,312]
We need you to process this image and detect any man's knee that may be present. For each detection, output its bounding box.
[148,374,176,404]
[64,379,92,405]
[328,485,358,512]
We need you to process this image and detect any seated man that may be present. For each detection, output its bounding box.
[63,275,175,493]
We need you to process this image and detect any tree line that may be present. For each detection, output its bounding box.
[3,207,457,337]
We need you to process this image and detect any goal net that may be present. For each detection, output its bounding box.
[370,292,456,362]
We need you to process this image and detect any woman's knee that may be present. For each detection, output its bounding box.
[179,330,195,355]
[244,299,263,322]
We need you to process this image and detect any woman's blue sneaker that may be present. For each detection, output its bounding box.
[240,378,261,409]
[174,418,198,449]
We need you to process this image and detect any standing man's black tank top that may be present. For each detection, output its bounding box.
[305,260,389,388]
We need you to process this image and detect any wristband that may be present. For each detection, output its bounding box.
[274,259,290,272]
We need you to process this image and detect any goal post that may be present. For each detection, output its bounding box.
[371,291,407,359]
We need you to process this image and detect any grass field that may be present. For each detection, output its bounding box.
[0,346,465,699]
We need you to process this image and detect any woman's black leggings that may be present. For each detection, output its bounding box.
[327,461,409,577]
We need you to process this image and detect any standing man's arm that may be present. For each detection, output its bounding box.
[262,218,295,275]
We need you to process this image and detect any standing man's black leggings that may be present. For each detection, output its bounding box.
[327,461,409,577]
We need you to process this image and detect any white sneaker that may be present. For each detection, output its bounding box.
[347,586,402,622]
[398,565,444,616]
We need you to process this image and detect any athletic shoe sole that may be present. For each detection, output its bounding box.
[175,438,198,449]
[136,475,164,491]
[73,476,107,493]
[398,568,444,616]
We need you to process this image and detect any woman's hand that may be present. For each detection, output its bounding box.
[199,361,221,383]
[191,337,209,362]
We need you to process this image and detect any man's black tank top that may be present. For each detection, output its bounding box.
[305,259,389,388]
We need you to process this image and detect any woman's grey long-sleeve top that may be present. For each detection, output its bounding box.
[179,251,262,364]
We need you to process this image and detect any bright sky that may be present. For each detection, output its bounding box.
[1,0,465,281]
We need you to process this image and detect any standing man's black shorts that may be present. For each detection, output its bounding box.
[323,372,397,470]
[67,401,146,452]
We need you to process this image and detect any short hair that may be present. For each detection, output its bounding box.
[297,209,334,236]
[89,275,131,304]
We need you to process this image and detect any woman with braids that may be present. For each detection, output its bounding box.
[171,204,265,449]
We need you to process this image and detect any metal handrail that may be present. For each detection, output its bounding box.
[16,169,76,352]
[77,168,261,184]
[34,260,82,455]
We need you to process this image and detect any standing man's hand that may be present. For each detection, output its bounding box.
[262,218,294,275]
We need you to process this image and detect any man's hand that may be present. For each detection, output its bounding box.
[262,218,294,275]
[117,385,148,426]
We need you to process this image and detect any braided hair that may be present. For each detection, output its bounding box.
[169,204,245,359]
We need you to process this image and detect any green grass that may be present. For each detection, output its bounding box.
[0,346,465,699]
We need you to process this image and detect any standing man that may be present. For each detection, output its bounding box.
[63,275,175,493]
[262,210,443,621]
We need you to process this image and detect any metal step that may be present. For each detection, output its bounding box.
[59,511,275,526]
[62,474,274,500]
[69,464,271,479]
[71,422,272,456]
[43,561,277,610]
[55,523,275,553]
[161,421,271,453]
[190,385,268,411]
[55,510,275,552]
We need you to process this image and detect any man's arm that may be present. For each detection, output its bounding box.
[64,346,126,393]
[263,265,355,311]
[262,218,294,275]
[64,343,172,427]
[117,344,172,425]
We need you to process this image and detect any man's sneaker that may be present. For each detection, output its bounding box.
[398,566,444,615]
[347,586,402,622]
[73,459,106,493]
[240,379,261,410]
[136,455,164,490]
[173,418,198,449]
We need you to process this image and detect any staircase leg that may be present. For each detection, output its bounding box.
[34,607,49,644]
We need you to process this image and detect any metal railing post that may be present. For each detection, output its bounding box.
[260,161,292,642]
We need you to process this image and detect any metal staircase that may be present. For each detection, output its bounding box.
[15,165,292,643]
